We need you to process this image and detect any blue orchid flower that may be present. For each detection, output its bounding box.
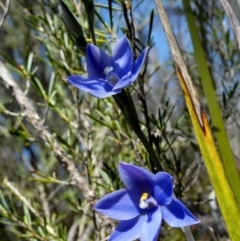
[94,162,200,241]
[68,36,149,98]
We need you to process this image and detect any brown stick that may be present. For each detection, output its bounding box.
[219,0,240,52]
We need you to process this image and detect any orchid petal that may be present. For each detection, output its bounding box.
[112,72,133,90]
[140,206,162,241]
[68,38,149,98]
[118,162,154,194]
[131,47,149,81]
[111,36,133,78]
[87,89,121,98]
[109,215,145,241]
[94,189,141,220]
[162,198,200,227]
[68,75,120,98]
[153,172,173,205]
[86,44,111,78]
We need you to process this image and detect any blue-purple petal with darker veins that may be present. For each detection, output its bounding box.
[153,172,173,205]
[112,72,132,90]
[109,215,145,241]
[68,75,121,98]
[140,206,162,241]
[94,189,141,221]
[162,198,200,227]
[111,36,133,78]
[118,162,154,194]
[131,47,149,81]
[86,44,111,78]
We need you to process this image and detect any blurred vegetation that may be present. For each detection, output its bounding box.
[0,0,239,240]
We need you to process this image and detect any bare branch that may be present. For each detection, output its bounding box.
[154,0,203,129]
[0,60,94,202]
[219,0,240,52]
[0,0,10,30]
[2,109,26,117]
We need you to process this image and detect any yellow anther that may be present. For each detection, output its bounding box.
[140,192,149,201]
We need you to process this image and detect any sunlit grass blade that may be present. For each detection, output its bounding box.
[176,68,240,240]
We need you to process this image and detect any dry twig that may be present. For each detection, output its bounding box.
[219,0,240,52]
[0,0,10,29]
[0,60,94,202]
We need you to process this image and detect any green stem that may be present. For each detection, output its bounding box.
[114,91,163,172]
[134,125,163,172]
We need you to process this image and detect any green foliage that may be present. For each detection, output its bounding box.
[0,0,240,240]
